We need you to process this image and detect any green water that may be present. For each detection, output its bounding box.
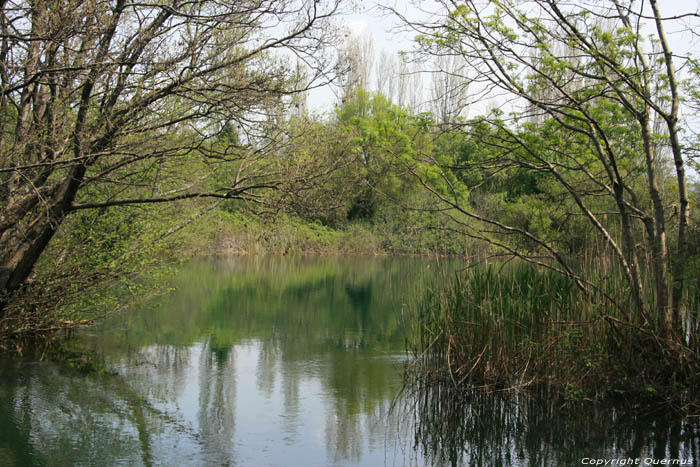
[0,256,449,466]
[0,256,697,466]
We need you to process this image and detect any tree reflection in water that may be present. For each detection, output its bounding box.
[402,376,700,467]
[0,256,450,466]
[10,257,691,466]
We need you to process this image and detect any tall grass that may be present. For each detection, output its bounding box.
[407,260,700,410]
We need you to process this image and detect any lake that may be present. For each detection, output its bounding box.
[0,256,697,466]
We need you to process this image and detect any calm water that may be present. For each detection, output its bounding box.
[0,256,448,467]
[0,256,698,466]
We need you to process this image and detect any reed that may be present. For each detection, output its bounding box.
[407,260,700,410]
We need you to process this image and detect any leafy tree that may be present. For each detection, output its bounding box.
[395,0,696,342]
[335,90,431,219]
[0,0,341,325]
[271,116,361,227]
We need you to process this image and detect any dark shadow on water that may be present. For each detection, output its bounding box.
[400,376,700,467]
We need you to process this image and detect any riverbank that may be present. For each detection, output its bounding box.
[0,206,470,346]
[406,261,700,415]
[177,208,473,258]
[4,208,698,416]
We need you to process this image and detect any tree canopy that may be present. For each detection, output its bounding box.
[0,0,340,312]
[393,0,697,341]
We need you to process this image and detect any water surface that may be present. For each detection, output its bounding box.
[0,255,698,466]
[0,256,450,466]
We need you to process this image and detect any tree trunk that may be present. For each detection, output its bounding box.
[650,0,691,341]
[0,165,86,315]
[639,114,671,336]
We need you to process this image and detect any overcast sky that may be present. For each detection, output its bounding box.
[306,1,700,115]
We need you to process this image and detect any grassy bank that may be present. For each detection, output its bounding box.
[180,210,384,256]
[406,261,700,413]
[177,206,472,258]
[1,202,468,346]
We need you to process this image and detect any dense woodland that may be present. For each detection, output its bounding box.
[1,0,699,407]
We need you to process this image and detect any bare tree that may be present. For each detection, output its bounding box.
[336,30,374,101]
[429,54,470,124]
[0,0,342,315]
[290,59,310,118]
[375,49,396,101]
[406,62,424,113]
[396,56,410,108]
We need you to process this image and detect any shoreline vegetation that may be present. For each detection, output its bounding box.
[405,261,700,415]
[186,211,700,414]
[0,206,470,348]
[4,207,699,414]
[0,0,698,423]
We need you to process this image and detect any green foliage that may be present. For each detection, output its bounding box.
[1,202,185,338]
[409,260,700,409]
[252,89,474,255]
[335,89,432,219]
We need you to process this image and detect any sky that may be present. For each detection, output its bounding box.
[306,0,700,115]
[306,1,416,113]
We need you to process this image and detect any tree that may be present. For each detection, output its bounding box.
[429,54,470,124]
[406,62,424,113]
[375,49,397,102]
[0,0,341,317]
[335,90,427,220]
[270,115,361,226]
[336,31,374,102]
[396,56,410,108]
[395,0,696,342]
